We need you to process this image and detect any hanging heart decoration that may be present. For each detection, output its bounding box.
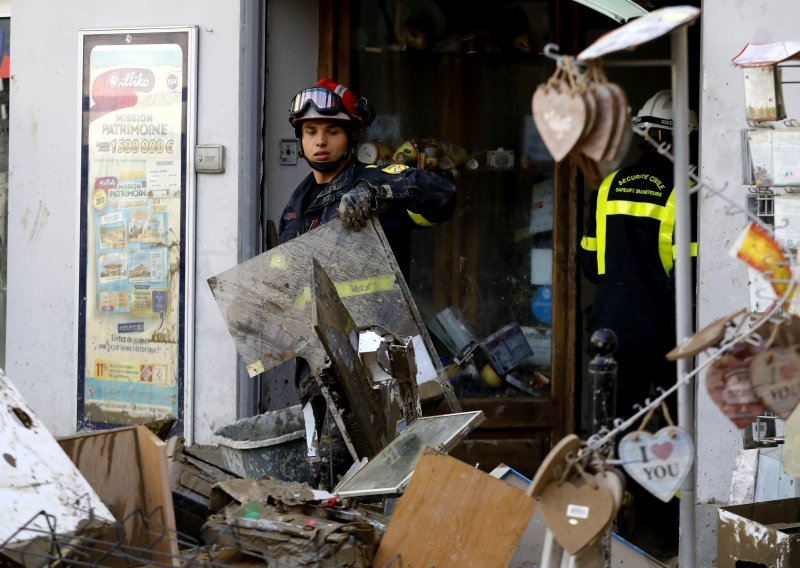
[602,81,630,164]
[578,81,615,162]
[749,345,800,419]
[667,308,747,361]
[531,85,585,163]
[705,346,765,428]
[539,472,616,555]
[527,434,583,498]
[531,61,587,163]
[618,426,694,503]
[530,55,630,183]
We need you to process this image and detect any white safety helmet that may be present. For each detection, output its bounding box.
[633,89,698,133]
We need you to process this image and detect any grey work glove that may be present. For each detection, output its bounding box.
[338,180,394,231]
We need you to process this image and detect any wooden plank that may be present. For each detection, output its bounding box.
[374,451,537,567]
[59,426,179,565]
[59,428,147,545]
[336,0,351,86]
[551,155,578,441]
[317,1,335,78]
[135,425,179,563]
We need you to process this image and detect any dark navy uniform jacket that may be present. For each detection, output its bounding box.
[580,154,697,399]
[278,159,456,275]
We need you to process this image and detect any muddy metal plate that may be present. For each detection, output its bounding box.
[334,411,486,498]
[208,218,459,411]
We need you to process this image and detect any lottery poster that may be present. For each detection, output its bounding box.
[77,29,196,431]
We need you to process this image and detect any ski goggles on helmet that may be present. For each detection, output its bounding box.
[289,87,351,122]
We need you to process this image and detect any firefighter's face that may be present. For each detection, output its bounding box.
[301,120,349,164]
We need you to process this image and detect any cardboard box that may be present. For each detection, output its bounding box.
[718,498,800,567]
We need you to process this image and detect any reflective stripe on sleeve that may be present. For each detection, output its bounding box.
[407,209,435,227]
[581,236,597,251]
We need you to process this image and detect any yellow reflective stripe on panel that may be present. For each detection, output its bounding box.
[295,274,398,307]
[604,201,665,220]
[581,236,597,251]
[595,172,617,275]
[407,209,435,227]
[596,170,680,276]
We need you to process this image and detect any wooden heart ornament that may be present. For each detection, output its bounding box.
[532,82,587,163]
[667,308,746,361]
[750,346,800,419]
[578,84,616,162]
[618,427,693,503]
[539,476,615,555]
[705,348,765,428]
[527,434,583,498]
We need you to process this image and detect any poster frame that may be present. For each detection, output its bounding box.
[76,26,197,437]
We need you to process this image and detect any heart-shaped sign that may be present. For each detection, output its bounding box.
[532,83,587,163]
[539,477,616,555]
[602,83,630,163]
[593,468,624,515]
[618,426,694,503]
[706,350,765,428]
[667,308,746,361]
[750,346,800,419]
[578,84,616,162]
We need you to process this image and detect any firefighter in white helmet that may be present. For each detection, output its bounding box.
[580,89,698,559]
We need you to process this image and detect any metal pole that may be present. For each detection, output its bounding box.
[589,329,618,436]
[671,26,696,568]
[588,328,618,568]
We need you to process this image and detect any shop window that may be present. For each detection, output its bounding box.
[348,1,561,401]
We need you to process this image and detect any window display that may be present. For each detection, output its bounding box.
[349,1,559,400]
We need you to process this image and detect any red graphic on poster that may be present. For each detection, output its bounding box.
[90,68,155,122]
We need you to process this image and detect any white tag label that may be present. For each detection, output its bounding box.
[566,504,590,519]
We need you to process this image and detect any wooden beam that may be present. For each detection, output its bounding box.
[551,156,578,441]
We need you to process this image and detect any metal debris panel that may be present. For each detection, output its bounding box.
[208,218,459,411]
[0,369,116,546]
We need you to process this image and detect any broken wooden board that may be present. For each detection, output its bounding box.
[0,369,115,552]
[312,258,388,459]
[374,450,536,567]
[58,425,179,566]
[207,218,460,412]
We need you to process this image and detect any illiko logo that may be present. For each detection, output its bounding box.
[90,68,156,121]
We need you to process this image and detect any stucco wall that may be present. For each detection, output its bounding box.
[697,0,800,562]
[6,0,321,444]
[8,0,245,441]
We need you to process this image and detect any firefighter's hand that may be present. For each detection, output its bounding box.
[338,181,393,231]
